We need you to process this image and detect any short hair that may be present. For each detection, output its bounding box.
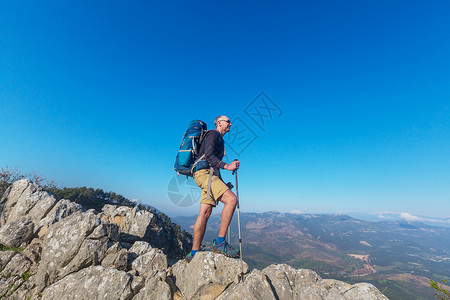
[214,115,224,128]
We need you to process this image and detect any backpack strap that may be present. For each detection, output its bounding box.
[206,167,214,203]
[191,154,206,174]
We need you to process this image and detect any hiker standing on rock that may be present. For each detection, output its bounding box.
[185,115,240,262]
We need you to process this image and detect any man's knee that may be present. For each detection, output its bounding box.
[221,190,237,207]
[199,205,213,220]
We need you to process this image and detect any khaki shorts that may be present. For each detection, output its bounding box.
[193,168,229,207]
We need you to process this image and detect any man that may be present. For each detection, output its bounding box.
[185,115,241,262]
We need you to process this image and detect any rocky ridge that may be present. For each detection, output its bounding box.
[0,180,389,299]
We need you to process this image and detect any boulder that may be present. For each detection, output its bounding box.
[35,210,117,288]
[129,241,154,257]
[172,251,248,300]
[21,238,43,264]
[263,264,344,300]
[339,282,389,300]
[217,269,277,300]
[37,199,84,230]
[323,279,389,300]
[132,271,172,300]
[0,251,16,270]
[131,247,168,278]
[0,217,34,248]
[0,179,57,226]
[41,266,134,300]
[100,205,155,243]
[102,247,128,271]
[100,205,189,259]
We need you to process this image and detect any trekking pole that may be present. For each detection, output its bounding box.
[232,159,244,282]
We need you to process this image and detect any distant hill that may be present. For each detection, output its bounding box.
[347,212,450,228]
[174,211,450,300]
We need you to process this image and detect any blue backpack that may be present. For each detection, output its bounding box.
[174,120,209,176]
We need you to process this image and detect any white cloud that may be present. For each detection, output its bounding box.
[400,212,420,221]
[290,210,303,214]
[377,214,390,219]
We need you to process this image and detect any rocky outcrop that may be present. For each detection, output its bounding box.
[0,179,58,227]
[0,180,389,299]
[172,251,249,299]
[0,218,34,248]
[100,204,191,259]
[41,266,134,300]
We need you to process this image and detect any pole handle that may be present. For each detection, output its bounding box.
[232,159,238,175]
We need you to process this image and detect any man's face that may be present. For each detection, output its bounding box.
[218,116,232,133]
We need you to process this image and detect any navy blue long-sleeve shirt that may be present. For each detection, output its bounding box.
[197,130,226,169]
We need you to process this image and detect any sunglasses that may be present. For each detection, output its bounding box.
[219,119,231,124]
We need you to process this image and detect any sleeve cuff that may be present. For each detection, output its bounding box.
[218,161,226,169]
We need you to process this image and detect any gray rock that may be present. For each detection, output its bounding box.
[341,282,389,300]
[263,265,387,300]
[9,278,36,300]
[0,179,57,226]
[323,279,353,294]
[0,217,34,248]
[88,222,120,241]
[22,238,43,264]
[172,251,248,300]
[322,279,389,300]
[100,205,190,259]
[131,248,168,278]
[1,252,31,277]
[129,241,154,257]
[106,241,122,254]
[127,241,155,270]
[35,210,105,287]
[217,269,277,300]
[41,266,134,300]
[102,248,128,271]
[0,275,25,299]
[100,205,155,243]
[0,251,16,270]
[59,237,110,278]
[263,264,338,300]
[0,253,32,299]
[132,271,172,300]
[37,199,84,229]
[0,179,29,221]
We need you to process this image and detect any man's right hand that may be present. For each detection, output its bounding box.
[224,160,240,171]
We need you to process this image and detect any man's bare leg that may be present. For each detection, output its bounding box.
[192,203,213,250]
[218,190,237,237]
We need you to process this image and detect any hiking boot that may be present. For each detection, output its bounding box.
[185,252,195,263]
[211,239,240,258]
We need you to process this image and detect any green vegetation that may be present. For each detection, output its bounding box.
[0,245,25,252]
[430,279,449,300]
[22,272,30,281]
[46,186,137,212]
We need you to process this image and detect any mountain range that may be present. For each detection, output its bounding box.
[346,212,450,228]
[174,211,450,300]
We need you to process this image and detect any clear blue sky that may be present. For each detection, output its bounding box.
[1,1,449,218]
